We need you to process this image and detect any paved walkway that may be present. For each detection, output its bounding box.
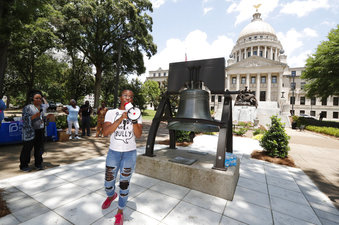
[1,134,339,225]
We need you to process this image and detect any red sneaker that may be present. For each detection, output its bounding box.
[114,213,124,225]
[101,192,117,209]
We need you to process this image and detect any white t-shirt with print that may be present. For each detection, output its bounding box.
[104,109,142,152]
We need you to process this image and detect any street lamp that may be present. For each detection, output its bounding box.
[291,71,296,115]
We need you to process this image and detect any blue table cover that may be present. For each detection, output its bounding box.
[0,121,58,144]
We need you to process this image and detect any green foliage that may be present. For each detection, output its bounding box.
[301,25,339,98]
[55,115,68,129]
[233,128,248,136]
[253,127,266,136]
[260,115,290,158]
[142,109,156,121]
[141,80,161,109]
[175,130,191,143]
[306,126,339,137]
[253,134,264,141]
[294,116,339,128]
[237,121,253,128]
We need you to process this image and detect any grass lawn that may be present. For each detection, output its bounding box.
[142,109,156,121]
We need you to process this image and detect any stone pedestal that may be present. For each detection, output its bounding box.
[233,106,257,123]
[136,148,240,200]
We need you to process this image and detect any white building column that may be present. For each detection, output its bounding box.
[236,74,240,91]
[267,73,271,101]
[264,46,267,58]
[275,48,278,60]
[270,47,273,60]
[246,73,250,88]
[258,46,260,56]
[244,48,247,59]
[251,46,253,57]
[256,73,260,100]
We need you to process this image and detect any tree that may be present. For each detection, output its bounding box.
[141,80,160,109]
[0,0,47,96]
[51,0,157,108]
[7,12,58,104]
[260,115,290,158]
[302,25,339,98]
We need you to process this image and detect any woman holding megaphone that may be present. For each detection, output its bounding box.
[101,89,142,225]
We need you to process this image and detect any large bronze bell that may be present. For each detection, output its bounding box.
[167,88,219,132]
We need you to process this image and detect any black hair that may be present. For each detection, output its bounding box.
[30,90,43,101]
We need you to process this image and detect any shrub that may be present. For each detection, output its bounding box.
[237,121,253,128]
[253,134,264,141]
[253,126,266,136]
[306,126,339,137]
[260,115,290,158]
[233,127,248,136]
[55,115,68,129]
[175,130,192,142]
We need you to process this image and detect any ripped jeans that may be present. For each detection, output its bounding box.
[104,149,136,210]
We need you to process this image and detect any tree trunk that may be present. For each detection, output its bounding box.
[0,41,9,97]
[113,40,123,108]
[94,66,102,108]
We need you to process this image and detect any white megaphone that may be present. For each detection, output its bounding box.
[124,102,141,121]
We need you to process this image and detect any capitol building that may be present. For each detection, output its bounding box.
[147,10,339,125]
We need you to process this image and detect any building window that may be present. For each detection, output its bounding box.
[237,56,239,62]
[259,51,263,57]
[211,95,215,102]
[218,96,222,102]
[232,77,236,84]
[253,51,257,56]
[254,36,257,39]
[158,73,161,77]
[211,106,215,111]
[333,97,338,106]
[153,73,156,77]
[251,77,256,84]
[333,112,338,119]
[321,97,327,106]
[164,72,167,76]
[260,91,266,101]
[241,77,246,84]
[272,76,277,83]
[310,111,315,116]
[290,96,295,105]
[321,111,327,118]
[301,82,306,90]
[249,37,252,40]
[311,97,316,105]
[300,110,305,115]
[300,97,305,105]
[248,52,251,57]
[261,76,266,83]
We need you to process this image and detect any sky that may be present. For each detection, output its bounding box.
[136,0,339,81]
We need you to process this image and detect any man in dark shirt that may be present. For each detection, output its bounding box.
[80,100,92,136]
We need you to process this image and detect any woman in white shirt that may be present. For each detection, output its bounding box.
[62,99,80,140]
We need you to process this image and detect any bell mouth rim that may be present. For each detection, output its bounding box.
[167,121,220,133]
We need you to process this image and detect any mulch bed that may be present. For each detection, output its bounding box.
[0,189,10,218]
[251,150,296,167]
[156,139,192,147]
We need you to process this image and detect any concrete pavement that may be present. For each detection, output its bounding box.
[1,133,339,225]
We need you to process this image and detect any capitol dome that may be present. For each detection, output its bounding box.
[238,13,276,39]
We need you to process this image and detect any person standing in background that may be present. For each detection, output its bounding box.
[63,99,81,140]
[95,101,108,137]
[80,100,92,137]
[20,90,46,171]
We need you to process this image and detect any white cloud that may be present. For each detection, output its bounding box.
[280,0,330,17]
[203,7,213,15]
[277,28,304,57]
[139,30,234,82]
[226,0,279,26]
[303,28,318,37]
[151,0,166,8]
[287,50,312,67]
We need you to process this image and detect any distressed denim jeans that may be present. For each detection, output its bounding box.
[104,149,136,209]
